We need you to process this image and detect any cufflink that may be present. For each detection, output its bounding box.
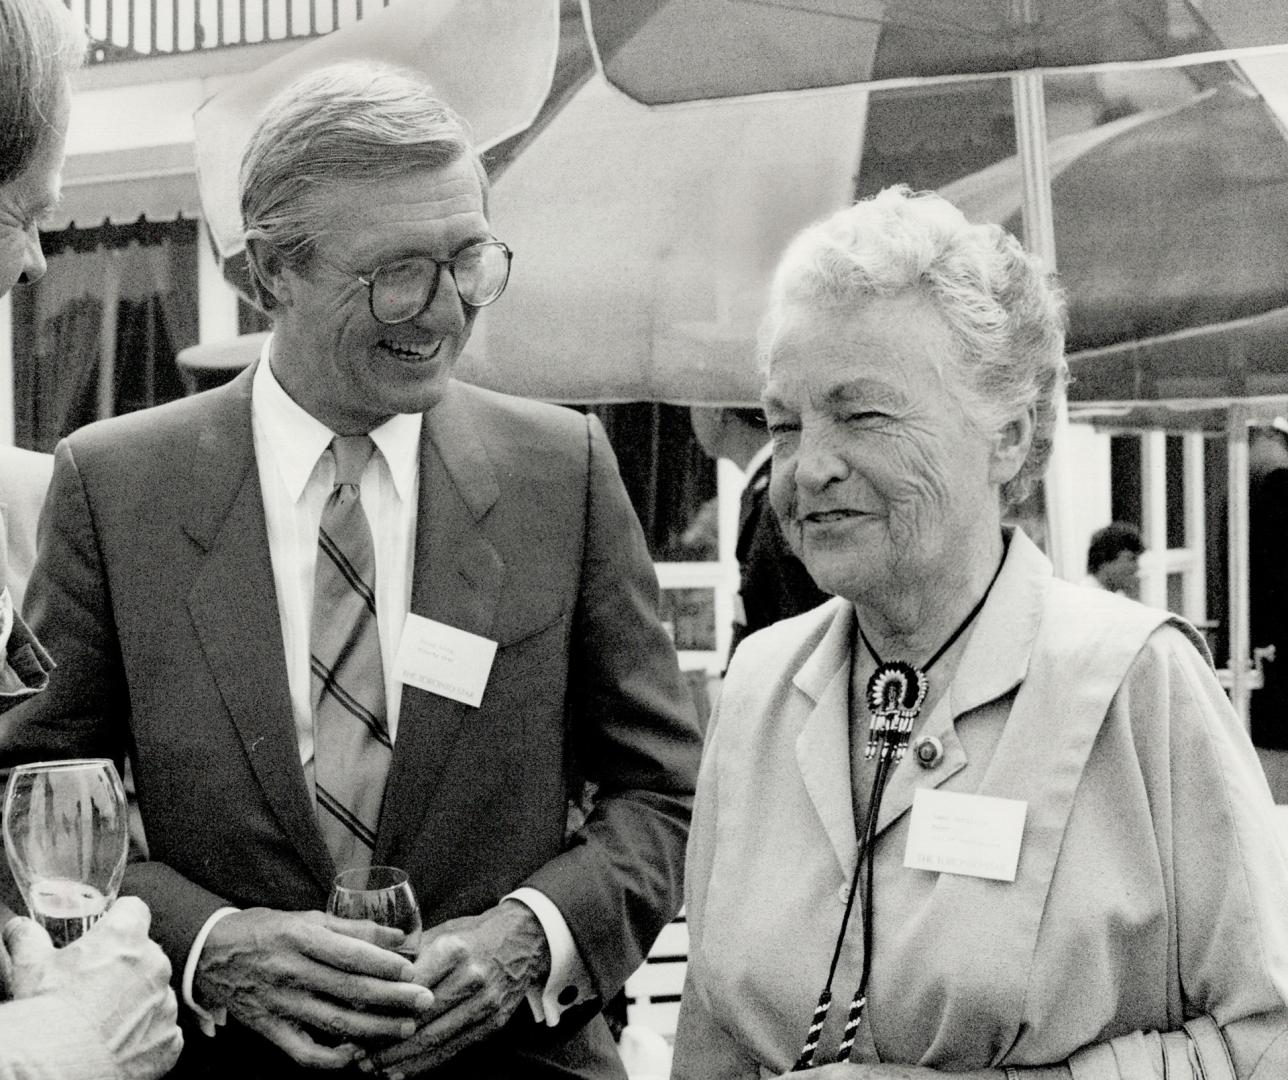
[558,985,578,1006]
[912,735,943,769]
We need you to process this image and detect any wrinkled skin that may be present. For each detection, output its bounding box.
[367,900,551,1079]
[762,291,1032,656]
[196,907,436,1069]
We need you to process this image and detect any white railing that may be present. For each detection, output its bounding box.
[66,0,390,62]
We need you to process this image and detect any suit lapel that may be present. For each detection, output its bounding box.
[184,365,334,892]
[376,384,504,863]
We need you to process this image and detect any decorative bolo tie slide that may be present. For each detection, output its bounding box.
[864,661,927,762]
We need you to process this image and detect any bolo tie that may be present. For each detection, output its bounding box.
[793,556,1005,1070]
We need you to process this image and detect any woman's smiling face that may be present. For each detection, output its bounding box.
[762,290,1005,607]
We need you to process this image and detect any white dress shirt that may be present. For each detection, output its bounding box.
[183,349,590,1032]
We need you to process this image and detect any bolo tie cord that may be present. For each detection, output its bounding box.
[792,553,1007,1071]
[793,751,890,1070]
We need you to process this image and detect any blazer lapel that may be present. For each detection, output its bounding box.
[184,365,334,892]
[376,384,504,862]
[793,601,860,873]
[873,529,1047,839]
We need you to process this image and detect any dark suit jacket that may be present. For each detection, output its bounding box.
[0,367,701,1078]
[1251,467,1288,748]
[728,456,829,658]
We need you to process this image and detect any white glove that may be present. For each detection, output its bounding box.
[4,895,184,1080]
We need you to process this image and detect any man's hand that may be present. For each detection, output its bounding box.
[368,900,551,1078]
[4,895,183,1080]
[196,906,436,1069]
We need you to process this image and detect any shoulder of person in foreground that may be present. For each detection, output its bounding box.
[0,446,53,506]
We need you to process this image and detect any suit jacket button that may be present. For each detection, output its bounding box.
[558,985,579,1006]
[913,735,944,768]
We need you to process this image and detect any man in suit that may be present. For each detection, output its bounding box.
[689,407,829,664]
[0,61,701,1078]
[0,1,182,1076]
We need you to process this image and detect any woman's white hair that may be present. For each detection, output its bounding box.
[240,61,487,312]
[761,184,1068,506]
[0,0,86,186]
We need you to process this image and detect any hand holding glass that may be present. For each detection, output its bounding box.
[3,759,129,947]
[328,866,422,959]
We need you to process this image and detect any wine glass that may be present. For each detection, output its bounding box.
[3,758,129,947]
[327,865,422,958]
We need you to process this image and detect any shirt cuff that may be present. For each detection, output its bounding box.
[503,887,595,1027]
[182,906,239,1036]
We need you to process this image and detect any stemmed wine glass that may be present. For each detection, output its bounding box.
[327,865,422,958]
[3,758,129,947]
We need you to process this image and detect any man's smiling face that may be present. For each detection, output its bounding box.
[265,156,490,434]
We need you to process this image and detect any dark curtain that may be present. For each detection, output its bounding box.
[12,218,198,451]
[583,402,716,562]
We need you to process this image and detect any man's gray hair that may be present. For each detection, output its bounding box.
[240,61,486,312]
[761,184,1068,507]
[0,0,86,186]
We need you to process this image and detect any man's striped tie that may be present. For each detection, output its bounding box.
[311,435,390,873]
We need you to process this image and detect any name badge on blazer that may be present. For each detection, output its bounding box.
[395,613,497,708]
[904,787,1027,882]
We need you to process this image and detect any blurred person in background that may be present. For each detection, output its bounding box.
[0,1,182,1077]
[1085,521,1144,597]
[1249,421,1288,750]
[690,405,829,665]
[673,186,1288,1079]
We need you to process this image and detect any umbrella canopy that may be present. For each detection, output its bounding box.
[460,77,867,404]
[584,0,1288,105]
[193,0,562,262]
[938,77,1288,372]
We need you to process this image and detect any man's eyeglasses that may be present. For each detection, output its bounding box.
[320,240,513,325]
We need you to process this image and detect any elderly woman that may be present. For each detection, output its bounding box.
[0,2,181,1077]
[672,186,1288,1079]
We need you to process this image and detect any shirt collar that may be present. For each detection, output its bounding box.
[252,336,423,503]
[744,441,774,481]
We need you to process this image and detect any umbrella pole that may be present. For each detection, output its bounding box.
[1227,403,1253,728]
[1012,71,1079,581]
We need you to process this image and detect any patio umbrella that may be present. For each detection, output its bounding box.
[584,0,1288,105]
[938,80,1288,361]
[193,0,565,263]
[574,2,1288,719]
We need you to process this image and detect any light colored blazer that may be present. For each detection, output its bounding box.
[0,366,702,1077]
[0,994,117,1080]
[674,528,1288,1079]
[0,447,54,709]
[0,445,52,615]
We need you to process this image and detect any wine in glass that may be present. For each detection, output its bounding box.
[3,758,129,947]
[328,865,422,959]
